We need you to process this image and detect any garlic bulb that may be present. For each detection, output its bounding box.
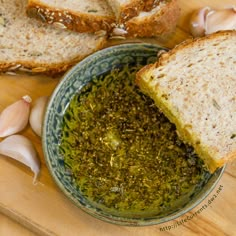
[0,95,32,138]
[29,96,48,137]
[190,6,236,37]
[0,135,40,183]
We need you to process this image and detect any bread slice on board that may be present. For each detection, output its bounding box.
[123,0,180,37]
[27,0,115,33]
[0,0,107,74]
[136,30,236,172]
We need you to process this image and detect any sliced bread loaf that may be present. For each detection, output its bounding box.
[0,0,107,74]
[27,0,115,33]
[136,30,236,172]
[26,0,180,38]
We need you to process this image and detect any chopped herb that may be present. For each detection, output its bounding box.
[231,134,236,139]
[88,9,98,13]
[212,98,221,110]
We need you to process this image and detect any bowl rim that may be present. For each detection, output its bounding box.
[42,42,225,226]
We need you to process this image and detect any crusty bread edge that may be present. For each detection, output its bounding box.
[125,0,180,37]
[137,31,236,81]
[157,30,236,66]
[27,2,115,33]
[0,36,107,75]
[111,0,163,23]
[115,0,145,23]
[136,30,236,172]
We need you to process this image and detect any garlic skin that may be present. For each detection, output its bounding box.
[0,135,40,183]
[205,8,236,35]
[190,7,210,37]
[0,95,32,138]
[29,96,48,137]
[190,6,236,37]
[112,27,128,36]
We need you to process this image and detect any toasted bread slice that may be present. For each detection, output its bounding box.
[0,0,107,74]
[136,31,236,172]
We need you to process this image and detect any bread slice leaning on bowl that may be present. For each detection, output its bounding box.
[136,30,236,173]
[0,0,107,74]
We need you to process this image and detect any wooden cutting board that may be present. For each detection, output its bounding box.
[0,0,235,235]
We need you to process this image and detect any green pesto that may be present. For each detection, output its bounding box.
[60,65,210,215]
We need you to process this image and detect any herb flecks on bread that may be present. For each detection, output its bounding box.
[136,30,236,173]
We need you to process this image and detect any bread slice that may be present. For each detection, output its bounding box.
[27,0,115,33]
[0,0,107,74]
[123,0,180,37]
[136,30,236,172]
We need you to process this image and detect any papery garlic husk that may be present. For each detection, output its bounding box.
[205,8,236,35]
[112,27,128,36]
[0,135,40,183]
[0,95,32,137]
[189,6,211,37]
[29,96,49,137]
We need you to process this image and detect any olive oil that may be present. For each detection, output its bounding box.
[60,65,210,215]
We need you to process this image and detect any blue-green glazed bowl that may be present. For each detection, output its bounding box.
[42,43,225,226]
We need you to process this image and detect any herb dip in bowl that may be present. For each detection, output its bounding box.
[42,43,225,226]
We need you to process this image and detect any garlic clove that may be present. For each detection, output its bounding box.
[190,6,236,37]
[29,96,49,137]
[189,6,211,37]
[205,8,236,35]
[0,134,40,183]
[0,95,32,137]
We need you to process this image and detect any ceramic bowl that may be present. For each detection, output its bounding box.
[42,43,225,226]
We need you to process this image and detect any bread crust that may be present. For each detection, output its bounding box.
[125,0,180,37]
[143,0,160,11]
[27,3,115,33]
[111,0,164,23]
[116,0,145,23]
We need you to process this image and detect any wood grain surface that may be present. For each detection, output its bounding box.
[0,213,36,236]
[0,0,235,235]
